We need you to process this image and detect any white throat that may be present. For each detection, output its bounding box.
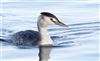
[39,27,53,45]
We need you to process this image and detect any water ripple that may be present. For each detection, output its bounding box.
[0,21,99,47]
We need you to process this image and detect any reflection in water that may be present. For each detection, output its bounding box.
[39,45,52,61]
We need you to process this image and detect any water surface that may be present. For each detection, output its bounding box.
[0,0,99,61]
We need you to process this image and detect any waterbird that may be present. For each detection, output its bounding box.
[10,12,67,46]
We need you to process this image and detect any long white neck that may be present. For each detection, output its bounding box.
[37,17,53,46]
[39,27,53,45]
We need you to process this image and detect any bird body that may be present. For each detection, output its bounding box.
[11,30,40,46]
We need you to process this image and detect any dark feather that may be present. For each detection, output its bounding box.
[11,30,41,46]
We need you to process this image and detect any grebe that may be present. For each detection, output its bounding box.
[10,12,67,46]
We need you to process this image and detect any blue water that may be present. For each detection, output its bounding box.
[0,0,99,61]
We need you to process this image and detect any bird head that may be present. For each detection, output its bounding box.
[38,12,67,27]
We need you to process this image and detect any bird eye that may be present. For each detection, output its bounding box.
[50,18,53,21]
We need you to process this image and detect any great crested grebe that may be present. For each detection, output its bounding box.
[10,12,67,46]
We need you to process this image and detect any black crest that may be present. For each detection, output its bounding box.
[40,12,59,20]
